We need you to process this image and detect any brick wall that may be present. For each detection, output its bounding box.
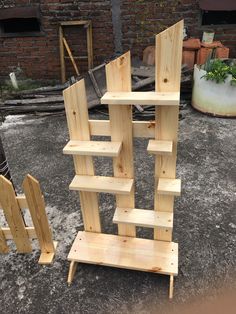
[121,0,236,59]
[0,0,114,81]
[0,0,235,81]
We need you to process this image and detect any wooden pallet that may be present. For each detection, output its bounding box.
[63,20,183,299]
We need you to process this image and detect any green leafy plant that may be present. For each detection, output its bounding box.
[202,59,236,86]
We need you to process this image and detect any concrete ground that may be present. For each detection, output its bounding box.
[0,105,235,313]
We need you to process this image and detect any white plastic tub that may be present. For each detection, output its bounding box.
[192,65,236,117]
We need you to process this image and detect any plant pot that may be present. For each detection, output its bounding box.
[192,65,236,117]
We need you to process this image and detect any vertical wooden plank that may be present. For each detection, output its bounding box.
[87,22,93,69]
[154,21,183,241]
[63,80,101,232]
[59,26,66,83]
[0,227,9,253]
[106,52,135,237]
[23,174,55,253]
[0,175,32,253]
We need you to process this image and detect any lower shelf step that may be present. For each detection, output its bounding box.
[157,178,181,196]
[113,207,173,229]
[68,231,178,276]
[69,175,134,194]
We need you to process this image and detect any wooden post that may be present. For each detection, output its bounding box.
[23,174,56,264]
[63,80,101,233]
[59,25,66,83]
[154,21,183,241]
[87,22,93,69]
[106,52,135,237]
[0,175,32,253]
[0,227,8,253]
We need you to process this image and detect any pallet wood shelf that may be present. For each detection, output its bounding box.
[147,140,173,155]
[69,175,134,194]
[63,140,122,157]
[113,208,173,229]
[68,231,178,276]
[64,20,184,299]
[101,91,180,106]
[157,178,181,196]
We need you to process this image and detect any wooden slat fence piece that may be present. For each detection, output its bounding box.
[0,227,8,253]
[63,80,101,233]
[0,175,32,253]
[23,174,55,255]
[106,52,135,237]
[154,20,183,242]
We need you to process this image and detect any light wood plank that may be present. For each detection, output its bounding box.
[147,140,173,155]
[63,80,101,233]
[68,231,178,276]
[2,227,37,240]
[101,91,179,106]
[169,275,174,299]
[63,37,80,76]
[59,26,66,83]
[106,52,136,237]
[38,241,58,265]
[68,261,78,286]
[87,22,93,69]
[23,174,55,254]
[70,175,134,195]
[0,227,8,253]
[63,140,122,157]
[113,208,173,229]
[154,20,183,242]
[60,20,90,26]
[0,175,32,253]
[89,120,156,138]
[157,178,181,196]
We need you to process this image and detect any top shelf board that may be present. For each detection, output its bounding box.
[101,92,180,106]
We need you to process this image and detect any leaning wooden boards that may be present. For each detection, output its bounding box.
[64,21,183,299]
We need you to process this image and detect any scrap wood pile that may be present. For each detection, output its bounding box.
[0,63,192,117]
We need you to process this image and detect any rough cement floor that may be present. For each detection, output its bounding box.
[0,105,235,313]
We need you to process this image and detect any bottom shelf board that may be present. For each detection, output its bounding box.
[68,231,178,276]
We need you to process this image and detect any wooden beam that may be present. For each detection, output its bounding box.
[63,80,101,233]
[154,20,183,242]
[106,52,136,237]
[2,227,37,240]
[59,26,66,83]
[63,37,80,76]
[101,91,180,106]
[0,227,8,253]
[0,176,32,253]
[88,120,156,138]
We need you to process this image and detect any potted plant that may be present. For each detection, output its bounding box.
[192,59,236,117]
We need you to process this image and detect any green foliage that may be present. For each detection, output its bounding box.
[202,59,236,86]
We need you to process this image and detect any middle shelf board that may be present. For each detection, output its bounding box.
[101,91,180,106]
[68,231,178,276]
[113,207,173,229]
[63,140,122,157]
[69,175,134,194]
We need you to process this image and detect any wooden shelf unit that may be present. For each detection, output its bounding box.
[63,20,183,299]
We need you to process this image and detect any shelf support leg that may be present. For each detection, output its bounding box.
[68,261,78,286]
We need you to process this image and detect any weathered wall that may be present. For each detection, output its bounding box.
[0,0,114,81]
[0,0,235,81]
[121,0,236,59]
